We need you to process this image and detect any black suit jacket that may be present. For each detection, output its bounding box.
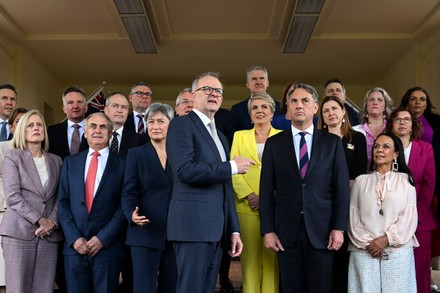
[124,113,150,140]
[231,98,281,131]
[47,120,88,160]
[80,128,147,158]
[259,129,349,249]
[214,108,236,146]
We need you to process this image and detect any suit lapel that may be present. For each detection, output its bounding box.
[408,140,420,170]
[283,130,301,179]
[44,154,58,198]
[94,151,119,197]
[190,111,224,161]
[21,151,45,198]
[242,130,259,164]
[306,129,322,177]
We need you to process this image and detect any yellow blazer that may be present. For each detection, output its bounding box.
[231,127,282,215]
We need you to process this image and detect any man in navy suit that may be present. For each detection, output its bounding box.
[48,86,89,160]
[166,72,255,293]
[231,66,280,131]
[58,112,126,293]
[124,82,153,138]
[259,83,350,293]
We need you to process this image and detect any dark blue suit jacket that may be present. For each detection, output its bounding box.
[58,150,126,257]
[122,143,173,250]
[259,129,349,249]
[166,111,240,243]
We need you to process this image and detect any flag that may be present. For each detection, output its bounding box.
[85,84,105,117]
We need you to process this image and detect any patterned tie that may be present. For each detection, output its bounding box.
[70,124,80,154]
[85,151,100,213]
[299,132,309,179]
[137,114,145,134]
[110,132,119,153]
[208,121,226,162]
[0,122,7,141]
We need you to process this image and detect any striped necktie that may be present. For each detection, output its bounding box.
[299,132,309,179]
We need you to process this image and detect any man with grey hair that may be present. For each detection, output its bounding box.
[59,112,126,293]
[48,86,89,160]
[231,66,280,131]
[260,83,349,293]
[175,88,194,116]
[167,72,254,293]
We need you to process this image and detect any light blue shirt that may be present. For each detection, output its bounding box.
[291,124,314,169]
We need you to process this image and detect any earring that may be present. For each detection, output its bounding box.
[323,124,327,128]
[392,158,398,172]
[366,113,369,119]
[383,113,386,119]
[342,118,346,123]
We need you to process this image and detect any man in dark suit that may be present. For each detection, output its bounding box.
[323,78,359,126]
[0,84,18,141]
[124,82,153,138]
[231,66,280,131]
[260,83,350,293]
[47,86,89,160]
[58,112,126,293]
[166,72,254,293]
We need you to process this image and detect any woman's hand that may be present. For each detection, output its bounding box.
[247,193,260,210]
[367,235,389,258]
[35,217,58,238]
[131,206,150,226]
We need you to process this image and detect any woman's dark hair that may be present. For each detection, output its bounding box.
[386,107,421,141]
[399,86,439,126]
[371,132,414,186]
[318,95,354,141]
[280,81,297,114]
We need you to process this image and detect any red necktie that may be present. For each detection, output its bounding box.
[137,114,145,134]
[85,151,100,213]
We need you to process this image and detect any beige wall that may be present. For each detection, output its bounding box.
[1,30,440,124]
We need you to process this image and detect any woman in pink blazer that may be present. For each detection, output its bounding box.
[387,107,437,293]
[0,110,63,293]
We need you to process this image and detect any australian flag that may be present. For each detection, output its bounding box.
[85,85,105,118]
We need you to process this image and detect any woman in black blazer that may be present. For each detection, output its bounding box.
[318,96,368,293]
[121,103,177,293]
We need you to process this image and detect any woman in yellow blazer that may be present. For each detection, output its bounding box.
[231,93,281,293]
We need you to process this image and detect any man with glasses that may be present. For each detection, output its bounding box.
[175,88,194,116]
[166,72,254,293]
[124,82,153,137]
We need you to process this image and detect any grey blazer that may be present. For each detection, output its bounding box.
[0,149,63,242]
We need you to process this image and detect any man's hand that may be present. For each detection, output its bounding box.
[233,156,256,174]
[367,235,388,258]
[87,236,104,257]
[247,193,259,210]
[264,232,284,252]
[229,234,243,257]
[132,206,150,226]
[327,230,344,250]
[73,237,90,255]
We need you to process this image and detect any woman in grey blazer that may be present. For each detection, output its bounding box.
[0,110,63,293]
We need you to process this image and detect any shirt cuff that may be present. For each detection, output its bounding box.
[230,160,238,175]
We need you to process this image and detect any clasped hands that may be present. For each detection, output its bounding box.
[34,217,58,239]
[366,235,389,258]
[73,236,104,257]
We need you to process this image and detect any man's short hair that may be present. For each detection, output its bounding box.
[246,66,268,80]
[84,112,113,133]
[105,92,128,107]
[0,84,18,96]
[130,82,150,94]
[62,86,86,105]
[288,83,319,103]
[191,72,223,92]
[323,78,346,95]
[176,88,192,106]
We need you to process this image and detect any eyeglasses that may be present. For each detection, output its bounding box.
[393,117,411,124]
[132,91,153,98]
[194,86,224,96]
